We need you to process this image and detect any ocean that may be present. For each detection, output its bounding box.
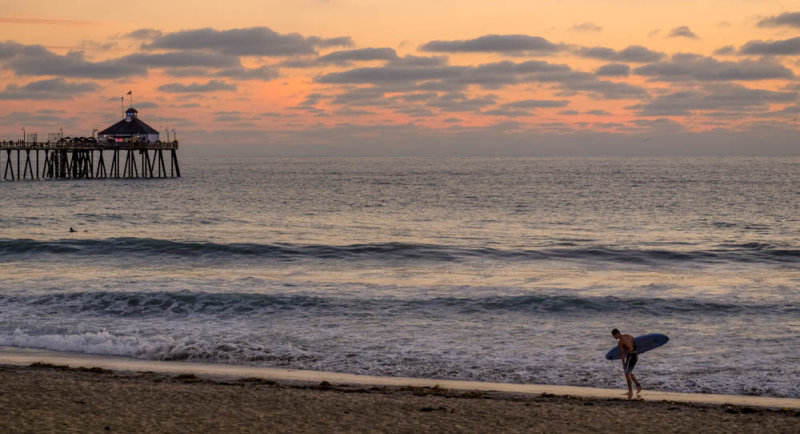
[1,156,798,398]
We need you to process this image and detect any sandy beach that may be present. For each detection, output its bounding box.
[1,361,798,434]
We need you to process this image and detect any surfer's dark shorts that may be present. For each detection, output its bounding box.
[624,353,638,374]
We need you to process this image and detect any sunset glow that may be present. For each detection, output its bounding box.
[1,1,799,155]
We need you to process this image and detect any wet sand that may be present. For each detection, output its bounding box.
[1,352,799,433]
[1,347,798,410]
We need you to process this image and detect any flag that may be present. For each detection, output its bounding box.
[126,90,132,95]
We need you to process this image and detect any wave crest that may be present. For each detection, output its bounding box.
[1,237,798,265]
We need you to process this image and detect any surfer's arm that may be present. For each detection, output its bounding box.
[618,342,626,364]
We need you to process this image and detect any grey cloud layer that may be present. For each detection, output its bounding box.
[143,27,352,56]
[596,63,630,77]
[0,78,99,100]
[501,99,569,109]
[668,26,698,39]
[758,12,800,28]
[121,52,240,68]
[420,35,560,54]
[124,28,163,40]
[0,26,798,127]
[576,45,664,62]
[634,54,793,81]
[283,48,399,67]
[0,42,145,78]
[317,58,647,100]
[157,80,237,93]
[740,37,800,55]
[631,84,796,116]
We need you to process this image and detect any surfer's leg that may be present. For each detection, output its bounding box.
[627,354,641,393]
[631,373,642,394]
[624,372,633,398]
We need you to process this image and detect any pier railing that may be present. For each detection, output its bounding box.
[0,139,179,151]
[1,140,180,181]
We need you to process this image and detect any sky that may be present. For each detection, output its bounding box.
[1,0,800,156]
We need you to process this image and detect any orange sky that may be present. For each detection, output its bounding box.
[0,1,799,155]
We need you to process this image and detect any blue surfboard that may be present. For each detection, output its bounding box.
[605,333,669,360]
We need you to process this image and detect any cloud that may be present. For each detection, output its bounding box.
[124,28,163,40]
[157,80,236,93]
[212,110,245,122]
[316,65,462,84]
[630,83,796,116]
[483,99,569,117]
[161,62,279,81]
[713,46,736,56]
[333,108,375,116]
[758,12,800,28]
[310,36,354,49]
[420,34,561,54]
[77,40,118,53]
[501,99,569,109]
[634,54,794,81]
[317,47,397,64]
[739,37,800,55]
[1,110,75,125]
[0,78,99,100]
[284,48,398,67]
[316,59,571,88]
[0,42,145,78]
[454,60,572,88]
[388,55,448,67]
[585,109,612,115]
[143,27,352,56]
[759,102,800,117]
[395,107,436,117]
[668,26,698,39]
[482,108,532,117]
[213,65,280,80]
[596,63,630,77]
[427,93,496,112]
[570,22,602,32]
[575,45,664,62]
[121,52,240,68]
[552,71,649,99]
[330,87,391,106]
[318,58,646,100]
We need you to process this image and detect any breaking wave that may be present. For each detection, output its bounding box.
[1,237,798,265]
[1,290,796,318]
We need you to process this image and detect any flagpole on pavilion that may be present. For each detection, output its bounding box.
[127,90,133,108]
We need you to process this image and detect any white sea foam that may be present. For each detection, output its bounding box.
[0,329,172,359]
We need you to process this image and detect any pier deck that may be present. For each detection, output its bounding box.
[1,140,180,181]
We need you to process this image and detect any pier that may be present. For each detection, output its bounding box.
[2,106,180,181]
[0,139,179,181]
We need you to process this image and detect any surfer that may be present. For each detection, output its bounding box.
[612,328,642,399]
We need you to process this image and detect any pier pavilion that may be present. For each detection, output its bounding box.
[1,107,179,181]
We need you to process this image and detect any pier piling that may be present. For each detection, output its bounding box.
[1,140,180,181]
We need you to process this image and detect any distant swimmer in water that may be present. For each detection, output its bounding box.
[612,328,642,399]
[69,227,76,233]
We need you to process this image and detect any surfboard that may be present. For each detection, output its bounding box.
[605,333,669,360]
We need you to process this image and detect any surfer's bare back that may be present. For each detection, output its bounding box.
[612,328,642,399]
